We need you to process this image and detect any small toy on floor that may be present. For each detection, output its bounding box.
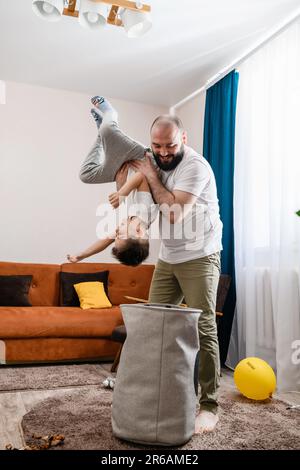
[286,404,300,410]
[102,377,116,389]
[5,434,64,450]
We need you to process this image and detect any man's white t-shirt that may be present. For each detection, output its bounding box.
[158,145,223,264]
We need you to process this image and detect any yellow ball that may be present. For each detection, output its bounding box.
[234,357,276,400]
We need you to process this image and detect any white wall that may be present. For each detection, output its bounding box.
[174,92,206,155]
[0,81,166,264]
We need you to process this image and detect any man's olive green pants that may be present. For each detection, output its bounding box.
[149,253,221,413]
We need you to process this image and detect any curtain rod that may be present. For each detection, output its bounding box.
[170,7,300,114]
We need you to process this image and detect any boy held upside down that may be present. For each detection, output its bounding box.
[67,96,158,267]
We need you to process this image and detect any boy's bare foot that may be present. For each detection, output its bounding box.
[194,410,219,434]
[67,254,82,263]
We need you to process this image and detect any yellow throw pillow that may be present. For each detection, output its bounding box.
[73,281,112,310]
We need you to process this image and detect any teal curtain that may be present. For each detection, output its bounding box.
[203,70,239,364]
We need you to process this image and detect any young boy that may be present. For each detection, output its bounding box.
[67,96,158,267]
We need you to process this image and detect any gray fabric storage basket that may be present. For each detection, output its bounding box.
[111,303,201,446]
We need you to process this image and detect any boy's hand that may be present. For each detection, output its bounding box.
[109,191,125,209]
[67,254,82,263]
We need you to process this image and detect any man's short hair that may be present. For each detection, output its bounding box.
[111,239,149,267]
[151,115,184,133]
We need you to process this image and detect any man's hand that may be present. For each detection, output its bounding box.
[129,154,158,181]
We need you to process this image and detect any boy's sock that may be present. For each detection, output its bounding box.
[91,96,118,124]
[90,108,103,129]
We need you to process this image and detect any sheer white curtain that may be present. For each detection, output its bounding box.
[227,19,300,391]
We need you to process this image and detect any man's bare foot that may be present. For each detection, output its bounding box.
[195,410,219,434]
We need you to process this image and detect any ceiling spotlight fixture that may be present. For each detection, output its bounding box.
[121,7,151,38]
[32,0,65,22]
[32,0,152,37]
[79,0,107,30]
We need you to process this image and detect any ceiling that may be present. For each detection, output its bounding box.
[0,0,300,107]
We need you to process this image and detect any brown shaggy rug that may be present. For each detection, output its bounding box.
[0,364,108,391]
[21,386,300,450]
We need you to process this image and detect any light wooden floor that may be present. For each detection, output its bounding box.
[0,365,299,450]
[0,362,114,450]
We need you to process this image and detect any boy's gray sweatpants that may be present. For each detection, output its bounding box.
[79,121,147,184]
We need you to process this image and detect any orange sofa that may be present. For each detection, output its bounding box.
[0,261,155,364]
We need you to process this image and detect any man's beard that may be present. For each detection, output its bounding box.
[153,144,184,171]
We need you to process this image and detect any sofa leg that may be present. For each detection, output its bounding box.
[111,344,123,373]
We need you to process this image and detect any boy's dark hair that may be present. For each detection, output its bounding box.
[111,239,149,267]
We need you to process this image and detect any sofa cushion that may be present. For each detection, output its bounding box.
[0,306,123,338]
[61,263,155,305]
[0,275,33,306]
[60,270,110,306]
[74,281,112,310]
[0,262,60,306]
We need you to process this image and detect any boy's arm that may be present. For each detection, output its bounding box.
[108,171,144,209]
[119,152,153,196]
[118,171,144,197]
[67,235,115,263]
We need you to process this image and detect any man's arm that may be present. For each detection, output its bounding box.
[149,176,196,224]
[130,157,197,224]
[67,236,115,263]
